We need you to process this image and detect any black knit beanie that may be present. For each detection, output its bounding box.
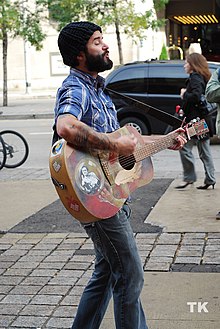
[58,21,102,67]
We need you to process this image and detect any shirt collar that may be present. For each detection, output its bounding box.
[70,68,105,89]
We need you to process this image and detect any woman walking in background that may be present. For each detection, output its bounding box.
[176,53,216,189]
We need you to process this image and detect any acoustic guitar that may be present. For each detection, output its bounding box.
[49,119,208,223]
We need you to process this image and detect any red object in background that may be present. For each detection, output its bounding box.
[176,105,181,113]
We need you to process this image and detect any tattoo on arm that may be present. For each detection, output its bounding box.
[69,122,116,152]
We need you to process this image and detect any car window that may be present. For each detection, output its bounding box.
[148,65,187,95]
[107,67,148,93]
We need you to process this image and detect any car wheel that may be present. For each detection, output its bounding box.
[120,117,149,135]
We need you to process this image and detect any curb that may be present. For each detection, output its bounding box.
[0,113,53,120]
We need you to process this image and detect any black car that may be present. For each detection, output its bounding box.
[105,60,219,135]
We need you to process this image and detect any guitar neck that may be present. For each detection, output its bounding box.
[134,132,177,162]
[134,126,194,162]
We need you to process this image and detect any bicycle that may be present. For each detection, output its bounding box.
[0,134,7,170]
[0,130,29,169]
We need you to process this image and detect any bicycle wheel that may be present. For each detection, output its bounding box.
[0,130,29,168]
[0,135,7,170]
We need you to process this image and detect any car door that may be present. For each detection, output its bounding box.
[147,63,187,116]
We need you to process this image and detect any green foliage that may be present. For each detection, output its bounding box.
[159,43,168,60]
[48,0,167,39]
[0,0,46,50]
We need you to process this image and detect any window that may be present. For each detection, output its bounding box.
[148,65,187,94]
[108,67,148,93]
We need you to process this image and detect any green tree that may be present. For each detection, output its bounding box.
[48,0,168,65]
[0,0,47,106]
[159,43,168,60]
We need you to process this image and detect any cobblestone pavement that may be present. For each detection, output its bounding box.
[0,230,220,328]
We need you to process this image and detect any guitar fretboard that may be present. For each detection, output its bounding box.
[134,132,179,162]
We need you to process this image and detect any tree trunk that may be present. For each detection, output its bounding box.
[2,28,8,107]
[114,19,123,65]
[112,0,123,65]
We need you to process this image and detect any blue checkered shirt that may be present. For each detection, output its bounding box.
[54,68,120,133]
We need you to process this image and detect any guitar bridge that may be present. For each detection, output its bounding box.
[99,159,114,185]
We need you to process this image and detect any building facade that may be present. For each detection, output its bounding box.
[0,0,164,94]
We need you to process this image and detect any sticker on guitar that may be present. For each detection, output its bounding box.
[49,118,209,222]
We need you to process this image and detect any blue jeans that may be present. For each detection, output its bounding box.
[71,204,148,329]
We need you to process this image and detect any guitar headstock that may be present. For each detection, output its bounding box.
[186,118,209,140]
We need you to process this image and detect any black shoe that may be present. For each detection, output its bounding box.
[197,183,215,190]
[175,182,194,189]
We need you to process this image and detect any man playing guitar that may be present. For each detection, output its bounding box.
[52,21,186,329]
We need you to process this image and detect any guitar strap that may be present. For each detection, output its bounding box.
[105,87,182,127]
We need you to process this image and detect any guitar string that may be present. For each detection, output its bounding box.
[108,134,176,169]
[103,122,205,175]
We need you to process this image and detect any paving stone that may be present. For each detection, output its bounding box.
[57,243,82,250]
[144,261,170,271]
[30,294,63,305]
[19,255,46,262]
[157,233,181,244]
[37,262,66,270]
[179,245,203,250]
[184,233,206,238]
[10,315,47,328]
[203,257,220,264]
[0,285,14,294]
[43,255,72,262]
[26,250,52,256]
[60,294,81,306]
[0,294,33,304]
[0,315,16,327]
[3,268,33,276]
[19,304,55,316]
[3,249,28,256]
[70,255,95,262]
[63,262,90,271]
[150,245,177,257]
[69,286,85,295]
[8,285,42,295]
[10,261,40,269]
[175,256,201,264]
[0,276,24,285]
[48,276,78,286]
[176,249,203,257]
[39,285,71,295]
[45,316,73,328]
[0,244,13,250]
[0,255,22,262]
[0,304,25,315]
[148,256,173,263]
[32,244,58,250]
[206,239,220,244]
[0,262,14,269]
[181,239,205,245]
[29,269,58,277]
[21,276,51,286]
[52,305,77,317]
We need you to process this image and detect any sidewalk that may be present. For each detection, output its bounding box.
[0,95,220,328]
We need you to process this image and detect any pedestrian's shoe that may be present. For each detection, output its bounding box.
[175,181,194,189]
[197,183,215,190]
[216,212,220,220]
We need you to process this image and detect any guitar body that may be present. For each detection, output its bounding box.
[49,126,154,222]
[49,119,208,222]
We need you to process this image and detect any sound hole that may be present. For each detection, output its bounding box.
[119,154,136,170]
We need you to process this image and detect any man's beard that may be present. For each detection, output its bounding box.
[85,50,113,72]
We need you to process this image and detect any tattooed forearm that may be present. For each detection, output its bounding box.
[69,121,116,152]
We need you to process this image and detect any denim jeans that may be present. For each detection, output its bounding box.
[179,138,216,185]
[71,204,148,329]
